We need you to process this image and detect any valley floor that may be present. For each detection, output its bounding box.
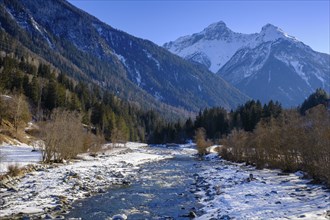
[0,143,329,219]
[0,143,172,218]
[196,153,330,220]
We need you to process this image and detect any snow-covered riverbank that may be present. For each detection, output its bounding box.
[195,153,330,220]
[0,143,172,219]
[1,144,329,219]
[0,144,42,174]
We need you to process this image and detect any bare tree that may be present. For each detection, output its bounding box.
[11,94,31,133]
[41,109,85,163]
[0,93,31,136]
[195,127,211,155]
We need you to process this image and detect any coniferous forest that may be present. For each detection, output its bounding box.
[0,51,329,184]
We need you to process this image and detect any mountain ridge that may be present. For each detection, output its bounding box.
[164,21,304,73]
[164,21,329,106]
[0,0,248,114]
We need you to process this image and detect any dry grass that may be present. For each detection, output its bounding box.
[6,164,23,177]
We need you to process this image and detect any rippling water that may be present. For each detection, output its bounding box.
[66,151,204,219]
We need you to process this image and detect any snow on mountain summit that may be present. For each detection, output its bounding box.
[164,21,329,107]
[258,23,297,42]
[164,22,299,73]
[164,21,255,72]
[201,21,233,39]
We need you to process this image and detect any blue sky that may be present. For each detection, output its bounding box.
[68,0,329,54]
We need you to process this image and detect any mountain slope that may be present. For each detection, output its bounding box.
[218,39,329,106]
[164,21,330,107]
[0,0,248,113]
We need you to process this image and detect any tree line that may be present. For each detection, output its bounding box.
[0,54,170,146]
[1,53,329,185]
[151,99,284,144]
[151,87,329,185]
[201,89,329,185]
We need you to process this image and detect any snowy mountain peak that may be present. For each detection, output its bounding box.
[204,21,228,32]
[261,23,280,32]
[164,21,329,107]
[164,22,302,73]
[259,23,297,42]
[201,21,233,40]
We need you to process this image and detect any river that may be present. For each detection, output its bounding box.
[65,145,330,220]
[66,146,205,219]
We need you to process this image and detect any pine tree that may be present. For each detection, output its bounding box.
[44,80,57,111]
[30,76,41,105]
[300,88,329,114]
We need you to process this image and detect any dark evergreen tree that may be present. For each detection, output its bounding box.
[30,76,41,105]
[300,88,329,114]
[43,80,57,111]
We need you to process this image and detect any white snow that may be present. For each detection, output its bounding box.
[196,153,330,220]
[165,22,300,73]
[114,53,128,68]
[143,49,161,70]
[1,143,329,219]
[259,24,297,43]
[290,61,311,87]
[135,68,142,86]
[278,86,294,101]
[244,43,272,78]
[274,52,329,90]
[0,145,42,174]
[154,91,163,101]
[30,17,53,48]
[0,142,171,218]
[173,38,250,73]
[274,52,291,66]
[31,18,41,33]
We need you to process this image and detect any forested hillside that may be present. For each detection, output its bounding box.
[0,0,248,113]
[148,89,330,185]
[0,52,173,145]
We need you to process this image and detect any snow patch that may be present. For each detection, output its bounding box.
[278,86,293,101]
[114,52,129,70]
[0,145,42,174]
[259,24,297,43]
[143,49,161,70]
[290,61,311,87]
[244,43,272,78]
[0,143,171,218]
[196,157,330,220]
[154,91,163,101]
[165,22,300,73]
[135,68,142,86]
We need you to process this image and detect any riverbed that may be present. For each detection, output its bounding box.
[1,144,329,219]
[66,145,330,220]
[67,154,204,219]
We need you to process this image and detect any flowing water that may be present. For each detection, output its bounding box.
[66,147,205,219]
[64,145,330,220]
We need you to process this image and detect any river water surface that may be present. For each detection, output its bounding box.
[66,147,205,219]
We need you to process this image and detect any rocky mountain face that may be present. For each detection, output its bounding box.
[0,0,248,113]
[164,21,329,107]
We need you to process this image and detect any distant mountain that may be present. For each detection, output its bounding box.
[0,0,248,113]
[164,21,330,107]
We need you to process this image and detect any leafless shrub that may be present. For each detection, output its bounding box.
[41,109,85,163]
[0,93,31,135]
[220,105,330,185]
[195,127,212,155]
[7,164,22,177]
[83,132,104,153]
